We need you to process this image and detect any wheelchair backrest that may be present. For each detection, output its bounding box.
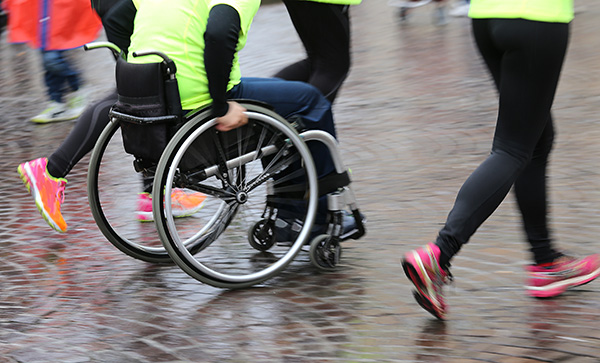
[113,56,179,119]
[112,55,183,168]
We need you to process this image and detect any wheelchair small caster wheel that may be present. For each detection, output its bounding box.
[248,220,275,251]
[309,234,341,271]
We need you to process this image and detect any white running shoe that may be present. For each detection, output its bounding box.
[31,101,79,123]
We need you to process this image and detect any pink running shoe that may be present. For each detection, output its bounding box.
[402,243,452,320]
[137,192,154,222]
[136,189,207,222]
[17,158,68,232]
[525,254,600,298]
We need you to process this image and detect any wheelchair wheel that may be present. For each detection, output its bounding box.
[153,103,319,288]
[309,234,341,271]
[87,120,174,263]
[248,219,276,252]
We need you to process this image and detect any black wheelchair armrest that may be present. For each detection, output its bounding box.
[109,109,180,125]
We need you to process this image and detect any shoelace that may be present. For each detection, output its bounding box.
[430,265,453,296]
[438,267,455,297]
[536,254,577,270]
[56,183,66,204]
[444,269,454,283]
[434,269,453,288]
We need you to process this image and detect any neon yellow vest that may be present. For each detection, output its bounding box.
[469,0,573,23]
[128,0,259,110]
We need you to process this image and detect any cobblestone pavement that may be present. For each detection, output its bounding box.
[2,1,600,362]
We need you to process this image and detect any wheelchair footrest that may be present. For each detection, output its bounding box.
[338,209,366,241]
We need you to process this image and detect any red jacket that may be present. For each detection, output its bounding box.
[5,0,101,50]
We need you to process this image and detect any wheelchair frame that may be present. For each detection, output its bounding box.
[84,42,366,288]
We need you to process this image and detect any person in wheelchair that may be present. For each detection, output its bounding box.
[124,0,358,240]
[18,0,358,238]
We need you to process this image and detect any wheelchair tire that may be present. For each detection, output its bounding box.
[309,234,341,271]
[248,219,276,252]
[88,119,206,264]
[153,103,319,288]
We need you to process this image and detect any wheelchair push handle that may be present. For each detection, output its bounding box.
[84,42,177,78]
[133,50,178,78]
[84,41,123,59]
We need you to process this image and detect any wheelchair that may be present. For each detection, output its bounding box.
[84,42,366,289]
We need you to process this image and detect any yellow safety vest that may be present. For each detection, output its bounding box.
[129,0,259,111]
[469,0,573,23]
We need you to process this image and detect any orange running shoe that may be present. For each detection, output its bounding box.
[136,188,207,222]
[18,158,68,232]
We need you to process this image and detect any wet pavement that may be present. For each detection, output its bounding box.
[2,1,600,362]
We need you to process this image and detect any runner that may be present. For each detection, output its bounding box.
[401,0,600,320]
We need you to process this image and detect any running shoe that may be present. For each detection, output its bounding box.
[66,87,89,119]
[137,193,154,222]
[402,243,452,320]
[525,254,600,298]
[31,101,79,123]
[136,189,207,222]
[17,158,68,232]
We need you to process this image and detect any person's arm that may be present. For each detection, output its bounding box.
[100,0,136,55]
[204,4,241,118]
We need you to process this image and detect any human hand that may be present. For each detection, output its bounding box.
[216,101,248,132]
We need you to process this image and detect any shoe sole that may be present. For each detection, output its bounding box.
[402,257,446,320]
[137,211,154,222]
[31,111,81,123]
[137,200,207,222]
[17,164,31,192]
[412,290,445,320]
[18,163,66,233]
[526,266,600,298]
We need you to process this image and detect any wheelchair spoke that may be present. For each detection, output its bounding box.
[186,181,236,200]
[210,129,235,185]
[237,123,279,188]
[236,126,250,181]
[244,145,295,193]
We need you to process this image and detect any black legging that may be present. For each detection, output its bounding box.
[274,1,351,103]
[46,0,135,178]
[436,18,569,265]
[47,91,116,178]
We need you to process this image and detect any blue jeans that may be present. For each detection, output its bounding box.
[229,77,336,178]
[229,77,337,222]
[41,50,81,103]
